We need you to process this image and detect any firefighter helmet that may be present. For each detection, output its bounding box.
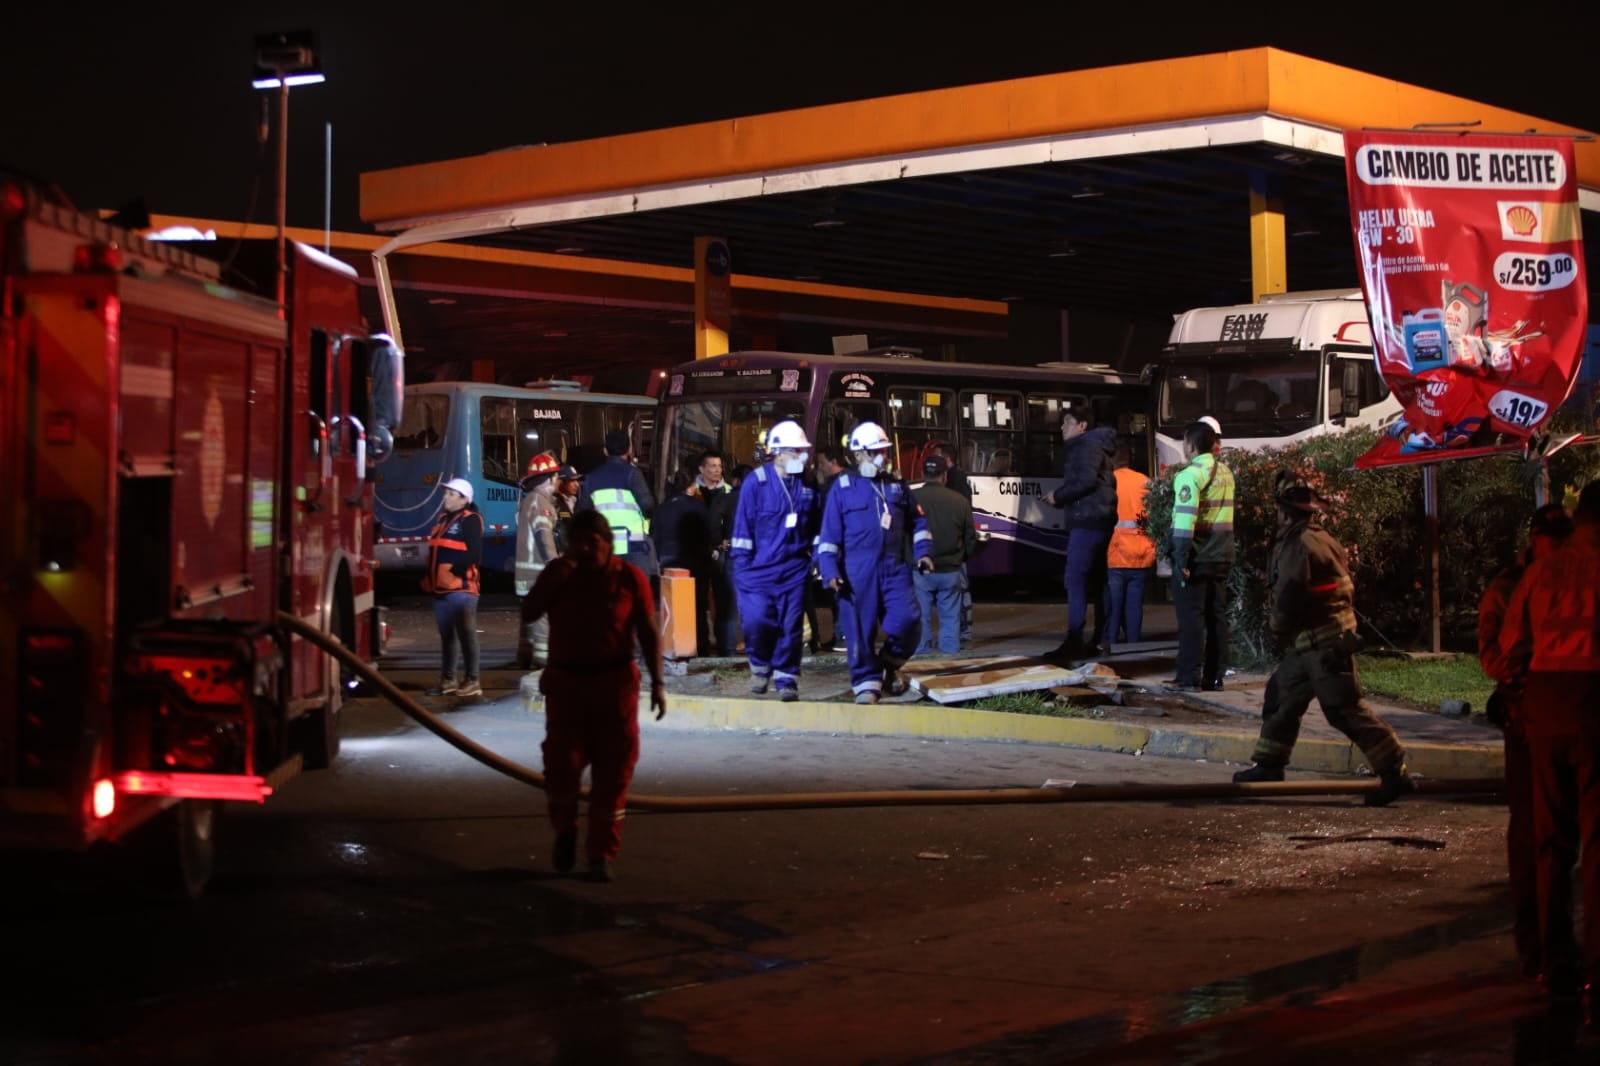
[846,421,891,452]
[764,420,811,452]
[1274,470,1328,514]
[521,452,560,487]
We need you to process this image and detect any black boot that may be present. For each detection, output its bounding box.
[1365,766,1417,807]
[551,830,577,874]
[1232,763,1285,784]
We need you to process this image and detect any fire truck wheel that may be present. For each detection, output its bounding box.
[173,800,219,900]
[298,596,349,771]
[125,799,218,900]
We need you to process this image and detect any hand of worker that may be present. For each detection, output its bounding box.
[650,682,667,721]
[915,556,935,574]
[828,577,843,593]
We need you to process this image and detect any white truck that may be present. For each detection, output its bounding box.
[1151,289,1402,471]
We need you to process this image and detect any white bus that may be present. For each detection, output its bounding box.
[1152,290,1402,470]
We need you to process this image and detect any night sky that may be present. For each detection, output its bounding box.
[4,3,1596,235]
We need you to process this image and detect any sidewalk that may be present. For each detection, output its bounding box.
[504,601,1505,782]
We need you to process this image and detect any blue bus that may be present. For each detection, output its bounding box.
[657,349,1150,582]
[374,381,657,578]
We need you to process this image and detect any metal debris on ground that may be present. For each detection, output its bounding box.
[1289,832,1446,851]
[904,655,1119,704]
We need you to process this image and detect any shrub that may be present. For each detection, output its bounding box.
[1139,423,1594,655]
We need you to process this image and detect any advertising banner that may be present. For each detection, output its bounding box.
[1344,130,1587,468]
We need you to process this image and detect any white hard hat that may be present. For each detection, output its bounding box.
[441,477,474,503]
[1199,415,1222,436]
[765,419,811,451]
[847,421,892,452]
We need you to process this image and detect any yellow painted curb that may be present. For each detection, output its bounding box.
[517,682,1503,779]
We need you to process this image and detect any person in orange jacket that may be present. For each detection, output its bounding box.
[423,477,484,698]
[522,509,666,883]
[1479,503,1574,979]
[1499,484,1600,1006]
[1105,440,1157,648]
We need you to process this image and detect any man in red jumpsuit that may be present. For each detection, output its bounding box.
[1479,503,1573,978]
[1500,483,1600,1011]
[522,509,667,882]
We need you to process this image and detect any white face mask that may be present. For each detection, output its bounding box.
[856,451,888,478]
[782,452,808,475]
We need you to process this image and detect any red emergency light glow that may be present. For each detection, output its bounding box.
[0,182,25,219]
[91,778,117,819]
[114,771,273,804]
[72,242,123,273]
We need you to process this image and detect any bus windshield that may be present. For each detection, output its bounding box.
[1159,354,1321,436]
[664,398,807,478]
[393,392,449,452]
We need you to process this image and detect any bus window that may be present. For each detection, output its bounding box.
[1328,355,1390,423]
[665,400,724,481]
[961,390,1023,476]
[518,414,570,467]
[393,393,448,451]
[632,407,657,469]
[730,399,805,468]
[887,387,954,475]
[820,400,885,459]
[1161,369,1210,427]
[1024,393,1087,476]
[479,398,523,483]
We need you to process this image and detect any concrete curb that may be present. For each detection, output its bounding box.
[518,680,1504,780]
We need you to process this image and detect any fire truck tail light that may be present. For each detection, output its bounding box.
[72,242,123,273]
[115,772,272,803]
[0,182,25,220]
[91,779,117,820]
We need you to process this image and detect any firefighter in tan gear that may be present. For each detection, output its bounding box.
[1232,471,1414,806]
[515,453,562,669]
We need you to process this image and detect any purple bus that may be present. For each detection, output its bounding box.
[657,349,1151,582]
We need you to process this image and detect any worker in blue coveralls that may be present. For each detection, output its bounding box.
[729,420,822,702]
[817,421,935,705]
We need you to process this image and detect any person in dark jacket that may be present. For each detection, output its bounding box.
[911,455,980,655]
[651,468,718,655]
[804,447,848,651]
[578,428,658,592]
[688,450,738,655]
[1045,408,1117,662]
[423,477,485,699]
[924,441,975,646]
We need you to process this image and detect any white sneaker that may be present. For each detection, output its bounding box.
[456,679,483,697]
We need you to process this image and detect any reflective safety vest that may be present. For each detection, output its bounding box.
[1170,453,1235,570]
[590,486,646,556]
[1108,467,1156,569]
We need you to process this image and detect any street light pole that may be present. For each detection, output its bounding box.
[252,30,323,315]
[276,77,290,313]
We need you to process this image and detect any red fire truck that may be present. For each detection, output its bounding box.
[1,180,402,896]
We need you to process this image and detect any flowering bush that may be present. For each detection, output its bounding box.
[1138,424,1590,656]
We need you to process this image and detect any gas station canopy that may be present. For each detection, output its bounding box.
[359,49,1599,383]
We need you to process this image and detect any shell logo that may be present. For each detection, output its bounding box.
[1504,205,1538,236]
[200,389,225,528]
[1499,201,1543,242]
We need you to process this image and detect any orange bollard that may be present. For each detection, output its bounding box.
[659,567,699,659]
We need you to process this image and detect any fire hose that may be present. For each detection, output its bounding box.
[279,613,1504,812]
